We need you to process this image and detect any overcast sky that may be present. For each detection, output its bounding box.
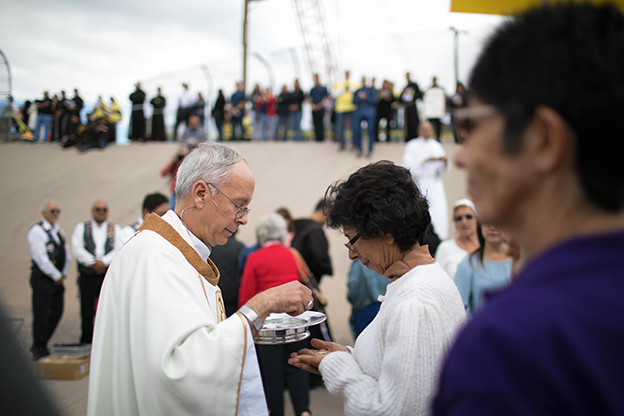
[0,0,504,114]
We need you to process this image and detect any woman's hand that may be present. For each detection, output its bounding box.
[288,338,349,375]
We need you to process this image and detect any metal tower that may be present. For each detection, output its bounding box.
[292,0,337,86]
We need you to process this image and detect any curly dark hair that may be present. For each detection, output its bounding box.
[324,160,431,252]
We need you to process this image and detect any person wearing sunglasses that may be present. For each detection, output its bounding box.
[71,200,122,345]
[289,161,465,415]
[435,198,479,280]
[27,199,72,361]
[88,142,313,416]
[435,4,624,415]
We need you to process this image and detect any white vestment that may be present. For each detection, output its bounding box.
[402,137,451,240]
[88,211,267,416]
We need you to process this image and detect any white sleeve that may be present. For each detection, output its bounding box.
[319,299,444,415]
[72,222,96,267]
[28,225,63,281]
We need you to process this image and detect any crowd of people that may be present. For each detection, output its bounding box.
[13,3,624,416]
[3,68,470,156]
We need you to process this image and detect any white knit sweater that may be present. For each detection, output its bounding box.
[319,263,466,416]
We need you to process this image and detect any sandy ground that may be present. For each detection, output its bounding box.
[0,134,466,416]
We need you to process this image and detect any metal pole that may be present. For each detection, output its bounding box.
[253,52,275,92]
[243,0,249,92]
[450,27,459,87]
[0,49,11,95]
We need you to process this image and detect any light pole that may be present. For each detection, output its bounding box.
[449,26,467,87]
[243,0,249,92]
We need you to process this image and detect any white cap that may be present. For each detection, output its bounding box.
[453,198,477,215]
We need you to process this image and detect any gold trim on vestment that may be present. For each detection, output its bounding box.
[138,213,221,285]
[234,312,249,415]
[139,213,225,318]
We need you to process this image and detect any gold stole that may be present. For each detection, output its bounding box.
[138,213,227,322]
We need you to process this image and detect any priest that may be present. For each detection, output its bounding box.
[88,142,314,416]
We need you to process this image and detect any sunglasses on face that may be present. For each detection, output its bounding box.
[93,208,108,213]
[453,214,474,222]
[50,209,61,214]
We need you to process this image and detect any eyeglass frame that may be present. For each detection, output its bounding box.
[453,214,475,222]
[452,104,498,143]
[206,182,251,219]
[344,232,362,251]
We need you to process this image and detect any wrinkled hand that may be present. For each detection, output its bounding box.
[245,281,313,321]
[288,338,349,375]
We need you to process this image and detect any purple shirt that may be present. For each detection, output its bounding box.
[434,229,624,415]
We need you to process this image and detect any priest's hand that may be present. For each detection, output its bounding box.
[288,338,349,375]
[244,281,313,321]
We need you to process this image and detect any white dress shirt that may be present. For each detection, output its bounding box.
[71,220,123,267]
[27,218,71,281]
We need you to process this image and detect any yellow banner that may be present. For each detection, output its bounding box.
[451,0,624,15]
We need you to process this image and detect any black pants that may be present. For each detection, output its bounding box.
[30,272,64,358]
[78,271,105,344]
[428,118,442,142]
[256,341,310,416]
[312,109,325,142]
[375,112,393,142]
[173,108,192,141]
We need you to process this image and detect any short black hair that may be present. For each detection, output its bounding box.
[324,161,430,252]
[469,3,624,211]
[142,192,169,213]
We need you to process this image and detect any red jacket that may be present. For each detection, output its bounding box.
[238,243,299,307]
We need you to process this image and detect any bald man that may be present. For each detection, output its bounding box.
[28,199,72,360]
[71,200,122,344]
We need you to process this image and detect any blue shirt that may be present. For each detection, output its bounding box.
[309,85,328,105]
[434,229,624,415]
[231,90,245,107]
[454,255,511,316]
[353,87,377,115]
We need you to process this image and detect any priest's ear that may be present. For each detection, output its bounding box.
[191,180,211,209]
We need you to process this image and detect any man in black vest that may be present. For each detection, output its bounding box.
[27,200,71,361]
[71,200,122,344]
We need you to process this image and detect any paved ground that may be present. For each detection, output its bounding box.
[0,135,466,416]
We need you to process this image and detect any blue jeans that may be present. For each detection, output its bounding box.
[289,110,303,141]
[274,114,289,141]
[33,114,53,142]
[258,114,274,141]
[352,110,376,155]
[335,111,353,148]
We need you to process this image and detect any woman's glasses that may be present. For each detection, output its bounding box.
[453,214,474,222]
[344,233,362,251]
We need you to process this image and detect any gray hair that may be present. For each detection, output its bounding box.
[175,142,245,200]
[257,213,288,245]
[41,199,57,212]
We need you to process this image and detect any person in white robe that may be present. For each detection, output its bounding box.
[88,142,314,416]
[402,121,451,240]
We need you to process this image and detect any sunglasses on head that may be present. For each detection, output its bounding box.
[453,214,474,222]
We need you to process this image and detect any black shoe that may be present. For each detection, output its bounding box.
[31,347,49,361]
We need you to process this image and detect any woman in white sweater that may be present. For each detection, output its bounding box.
[435,198,480,280]
[289,161,466,416]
